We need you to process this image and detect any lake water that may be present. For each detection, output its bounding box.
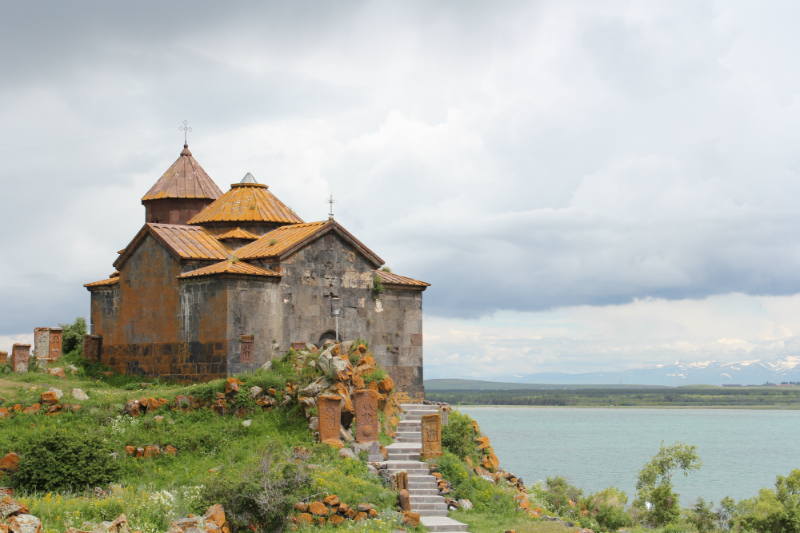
[457,407,800,504]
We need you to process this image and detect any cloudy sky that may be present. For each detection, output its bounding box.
[2,1,799,379]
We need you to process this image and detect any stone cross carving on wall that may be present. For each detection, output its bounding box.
[354,389,379,442]
[240,335,254,364]
[420,413,442,459]
[82,335,101,363]
[318,395,342,443]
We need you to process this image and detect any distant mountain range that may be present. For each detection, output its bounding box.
[492,356,800,387]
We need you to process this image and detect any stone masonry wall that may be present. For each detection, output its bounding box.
[254,232,425,400]
[93,235,227,381]
[225,278,283,374]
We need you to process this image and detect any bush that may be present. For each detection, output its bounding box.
[435,451,516,514]
[441,410,480,465]
[362,368,387,384]
[202,445,312,532]
[14,430,121,492]
[544,476,584,517]
[60,317,88,355]
[590,486,633,531]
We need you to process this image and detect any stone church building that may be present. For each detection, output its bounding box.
[84,142,428,401]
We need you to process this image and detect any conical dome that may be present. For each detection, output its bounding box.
[142,144,223,201]
[142,144,224,225]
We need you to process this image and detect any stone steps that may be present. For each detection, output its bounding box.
[392,404,470,532]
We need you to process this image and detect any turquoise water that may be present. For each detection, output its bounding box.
[457,407,800,504]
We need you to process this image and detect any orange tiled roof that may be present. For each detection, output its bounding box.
[375,270,430,288]
[114,223,232,269]
[188,183,304,225]
[216,227,260,240]
[84,277,120,288]
[235,221,328,259]
[178,260,280,279]
[236,220,384,267]
[142,144,223,201]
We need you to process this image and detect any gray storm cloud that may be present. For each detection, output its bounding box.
[1,0,799,338]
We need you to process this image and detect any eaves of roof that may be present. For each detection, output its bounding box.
[375,270,430,291]
[84,277,120,290]
[178,260,280,279]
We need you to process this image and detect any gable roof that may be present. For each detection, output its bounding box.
[216,227,260,240]
[375,270,430,290]
[142,144,223,201]
[187,183,304,225]
[113,223,232,269]
[235,220,384,267]
[178,260,280,279]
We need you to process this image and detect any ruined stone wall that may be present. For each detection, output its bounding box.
[96,235,227,381]
[257,233,425,400]
[224,278,282,374]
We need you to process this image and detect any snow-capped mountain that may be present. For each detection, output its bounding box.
[502,356,800,386]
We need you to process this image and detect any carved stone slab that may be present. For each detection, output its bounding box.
[34,328,50,361]
[240,335,254,364]
[318,395,342,443]
[0,351,7,364]
[11,343,31,373]
[420,413,442,459]
[48,328,62,360]
[354,389,379,443]
[82,335,101,363]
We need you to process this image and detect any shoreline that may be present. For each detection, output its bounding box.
[450,404,800,410]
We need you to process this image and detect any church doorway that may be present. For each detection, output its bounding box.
[317,330,337,347]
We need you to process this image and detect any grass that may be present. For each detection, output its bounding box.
[449,509,575,533]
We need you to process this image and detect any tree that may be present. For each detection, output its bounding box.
[634,441,702,526]
[59,316,88,355]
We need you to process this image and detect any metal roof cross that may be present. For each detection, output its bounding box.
[179,120,192,144]
[328,193,336,218]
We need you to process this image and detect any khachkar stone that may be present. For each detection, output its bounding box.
[318,395,342,444]
[420,413,442,459]
[49,328,62,360]
[11,344,31,373]
[354,389,379,443]
[0,351,7,364]
[34,327,63,363]
[240,335,254,364]
[82,335,101,362]
[34,328,49,361]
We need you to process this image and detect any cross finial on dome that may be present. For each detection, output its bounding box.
[179,120,192,144]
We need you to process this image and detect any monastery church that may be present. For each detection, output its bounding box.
[84,141,428,401]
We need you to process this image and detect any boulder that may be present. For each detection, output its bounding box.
[40,391,59,406]
[71,388,89,401]
[476,436,491,450]
[377,376,394,393]
[0,408,8,420]
[0,453,19,473]
[203,504,227,528]
[328,515,344,525]
[0,495,29,518]
[308,501,327,516]
[323,494,340,507]
[401,511,420,526]
[225,378,243,395]
[321,439,344,450]
[241,419,252,428]
[22,404,40,415]
[248,386,262,399]
[123,400,141,417]
[338,448,355,459]
[296,513,313,524]
[7,514,42,533]
[47,367,66,379]
[294,502,309,512]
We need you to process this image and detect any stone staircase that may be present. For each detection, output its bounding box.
[383,403,469,533]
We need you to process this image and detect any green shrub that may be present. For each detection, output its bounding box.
[60,317,88,355]
[14,430,121,492]
[434,451,516,514]
[202,444,312,532]
[544,476,584,517]
[590,486,633,531]
[362,368,387,384]
[372,275,384,298]
[441,410,480,465]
